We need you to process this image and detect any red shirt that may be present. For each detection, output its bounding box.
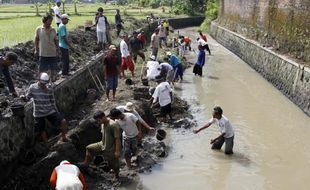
[200,34,207,42]
[103,54,119,77]
[184,36,191,44]
[137,34,146,43]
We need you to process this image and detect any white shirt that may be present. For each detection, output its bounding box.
[55,164,83,190]
[209,115,234,138]
[151,33,159,48]
[52,6,61,24]
[152,81,172,107]
[197,38,208,46]
[120,39,130,58]
[116,105,143,121]
[146,60,160,79]
[97,16,107,32]
[159,62,173,72]
[116,113,139,138]
[158,25,166,37]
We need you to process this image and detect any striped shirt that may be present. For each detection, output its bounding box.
[26,82,58,117]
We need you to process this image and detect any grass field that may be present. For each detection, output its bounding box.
[0,3,179,48]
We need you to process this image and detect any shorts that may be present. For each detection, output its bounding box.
[86,142,120,169]
[34,112,64,133]
[97,31,107,43]
[121,56,135,71]
[123,136,137,159]
[106,75,118,90]
[132,50,146,62]
[39,56,57,72]
[160,103,172,117]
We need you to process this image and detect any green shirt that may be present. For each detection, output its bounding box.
[101,119,120,153]
[58,23,69,49]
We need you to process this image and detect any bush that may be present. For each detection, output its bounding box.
[149,0,161,8]
[201,0,219,30]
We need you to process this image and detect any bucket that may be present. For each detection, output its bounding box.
[125,78,134,86]
[10,103,25,117]
[156,129,167,141]
[142,78,149,86]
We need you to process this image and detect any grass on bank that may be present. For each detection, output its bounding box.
[0,4,181,48]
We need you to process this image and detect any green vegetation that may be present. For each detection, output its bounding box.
[201,0,219,30]
[172,0,205,15]
[0,3,179,48]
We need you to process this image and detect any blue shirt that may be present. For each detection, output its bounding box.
[196,50,205,66]
[58,23,69,49]
[170,55,180,67]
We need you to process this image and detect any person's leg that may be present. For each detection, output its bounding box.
[138,50,145,62]
[211,136,225,150]
[121,57,127,78]
[224,136,234,155]
[198,66,202,77]
[112,75,118,100]
[133,52,138,63]
[124,138,132,168]
[47,112,68,141]
[39,57,49,73]
[84,142,103,165]
[106,76,112,100]
[127,57,135,77]
[34,116,48,142]
[60,47,69,76]
[166,103,173,120]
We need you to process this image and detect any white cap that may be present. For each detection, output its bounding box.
[124,102,134,112]
[150,55,156,60]
[40,72,49,81]
[60,160,70,165]
[166,51,172,56]
[61,14,70,20]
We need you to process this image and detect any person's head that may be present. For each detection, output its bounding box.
[2,51,18,66]
[166,51,172,57]
[93,110,108,124]
[116,9,120,14]
[150,55,156,61]
[133,31,138,38]
[61,14,70,24]
[38,72,49,88]
[212,106,223,119]
[124,102,135,112]
[98,7,103,15]
[109,108,124,120]
[154,28,159,35]
[42,14,53,27]
[122,33,128,41]
[56,0,61,7]
[108,45,117,55]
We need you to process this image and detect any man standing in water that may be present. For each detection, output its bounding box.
[193,106,234,155]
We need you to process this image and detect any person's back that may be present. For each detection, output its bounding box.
[153,81,172,107]
[129,37,142,53]
[146,60,160,79]
[170,54,180,67]
[103,53,118,77]
[55,164,83,190]
[212,115,234,138]
[159,62,173,73]
[116,112,139,138]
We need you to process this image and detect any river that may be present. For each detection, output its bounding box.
[140,27,310,190]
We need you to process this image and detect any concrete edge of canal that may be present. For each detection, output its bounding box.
[210,22,310,117]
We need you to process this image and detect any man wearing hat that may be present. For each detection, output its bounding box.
[23,72,69,143]
[103,45,120,101]
[116,102,154,134]
[0,51,18,96]
[59,14,74,77]
[129,31,145,64]
[50,160,87,190]
[52,0,62,28]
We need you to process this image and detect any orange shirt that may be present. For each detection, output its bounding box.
[184,36,191,44]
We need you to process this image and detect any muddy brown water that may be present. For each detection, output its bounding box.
[140,27,310,190]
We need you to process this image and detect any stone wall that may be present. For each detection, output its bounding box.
[218,0,310,64]
[0,16,205,183]
[210,22,310,116]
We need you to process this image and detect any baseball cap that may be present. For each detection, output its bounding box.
[61,14,70,20]
[166,51,172,56]
[109,45,117,50]
[39,72,49,82]
[150,55,156,60]
[124,102,134,112]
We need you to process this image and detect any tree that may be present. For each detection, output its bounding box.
[61,0,66,13]
[72,0,80,15]
[31,0,43,16]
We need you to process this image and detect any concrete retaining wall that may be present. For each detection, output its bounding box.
[210,22,310,116]
[0,16,204,183]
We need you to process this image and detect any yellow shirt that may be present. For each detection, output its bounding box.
[163,22,169,28]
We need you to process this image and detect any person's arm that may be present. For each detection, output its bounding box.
[114,124,121,159]
[193,119,213,134]
[210,132,225,144]
[103,57,108,79]
[104,16,110,30]
[49,169,57,190]
[2,66,16,95]
[34,28,40,55]
[78,172,87,190]
[53,29,59,52]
